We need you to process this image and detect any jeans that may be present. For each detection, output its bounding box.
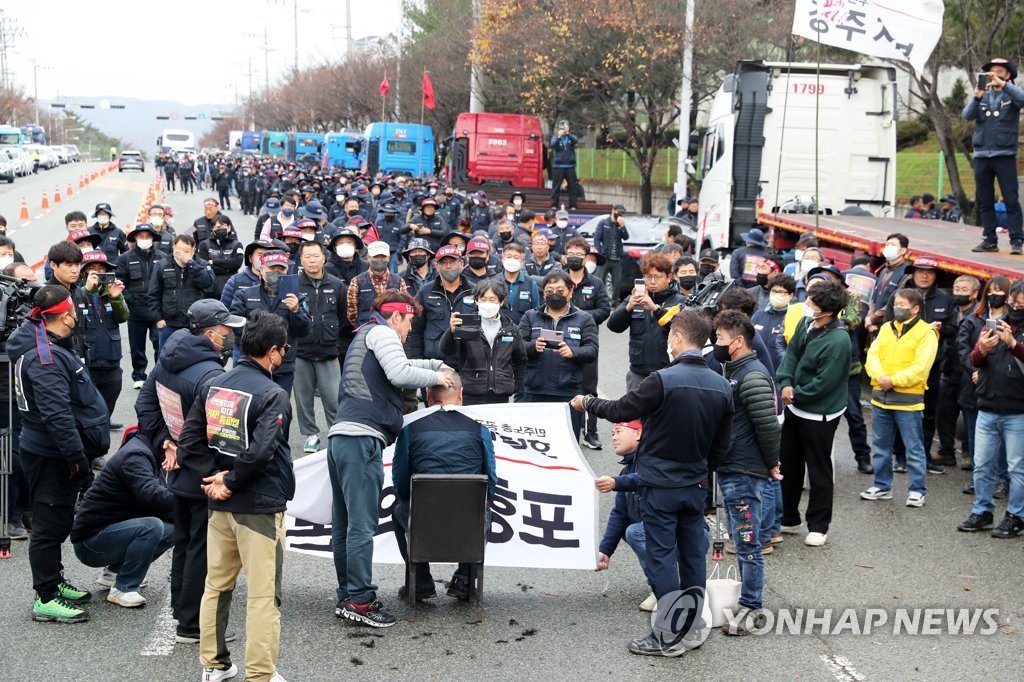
[964,408,1008,481]
[974,155,1023,243]
[871,406,927,495]
[328,435,384,604]
[294,358,340,437]
[73,517,174,591]
[718,474,766,610]
[623,522,653,587]
[845,373,871,461]
[759,478,782,540]
[127,318,160,381]
[780,410,839,534]
[972,411,1024,517]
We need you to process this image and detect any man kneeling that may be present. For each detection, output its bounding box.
[391,370,496,601]
[70,430,175,608]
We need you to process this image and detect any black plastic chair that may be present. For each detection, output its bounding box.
[405,474,488,622]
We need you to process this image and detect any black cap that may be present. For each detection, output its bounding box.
[187,299,246,331]
[699,248,719,263]
[612,204,627,213]
[807,264,848,287]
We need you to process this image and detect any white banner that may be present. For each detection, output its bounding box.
[791,0,944,74]
[285,403,599,570]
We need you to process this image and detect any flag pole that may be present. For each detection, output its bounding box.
[419,70,426,177]
[382,71,387,121]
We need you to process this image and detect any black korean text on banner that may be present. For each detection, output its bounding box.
[205,388,253,457]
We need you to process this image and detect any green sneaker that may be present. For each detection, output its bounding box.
[32,596,89,623]
[57,580,92,604]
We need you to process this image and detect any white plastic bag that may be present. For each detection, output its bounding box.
[706,563,741,627]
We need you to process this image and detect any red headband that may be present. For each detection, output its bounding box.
[380,302,415,315]
[29,296,74,320]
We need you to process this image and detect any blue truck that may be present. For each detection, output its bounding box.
[360,122,434,177]
[321,131,364,170]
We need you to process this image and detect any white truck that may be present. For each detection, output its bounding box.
[696,61,898,251]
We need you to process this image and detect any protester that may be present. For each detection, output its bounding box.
[346,241,407,327]
[593,205,630,305]
[74,251,128,426]
[729,228,770,289]
[496,242,540,324]
[117,225,165,388]
[197,213,244,301]
[401,238,435,297]
[866,233,911,333]
[936,276,981,468]
[409,246,476,367]
[151,235,216,347]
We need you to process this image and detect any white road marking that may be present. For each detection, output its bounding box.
[821,653,866,682]
[140,594,177,657]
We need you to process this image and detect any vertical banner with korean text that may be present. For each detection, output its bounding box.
[286,403,598,570]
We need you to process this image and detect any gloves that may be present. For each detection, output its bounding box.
[67,454,91,482]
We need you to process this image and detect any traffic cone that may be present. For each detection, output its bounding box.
[54,186,62,204]
[41,191,49,210]
[67,181,74,197]
[79,174,85,189]
[19,197,29,221]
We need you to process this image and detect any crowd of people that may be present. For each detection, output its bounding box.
[0,150,1021,675]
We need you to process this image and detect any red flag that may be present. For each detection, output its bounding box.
[422,71,436,110]
[379,75,390,97]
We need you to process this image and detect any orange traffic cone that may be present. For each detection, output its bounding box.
[41,191,50,210]
[54,186,62,204]
[67,181,74,197]
[79,174,85,189]
[19,197,29,221]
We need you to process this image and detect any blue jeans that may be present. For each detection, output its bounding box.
[623,522,652,587]
[72,517,174,591]
[965,408,1008,481]
[871,406,927,495]
[719,474,766,610]
[328,434,384,604]
[759,478,782,539]
[972,411,1024,517]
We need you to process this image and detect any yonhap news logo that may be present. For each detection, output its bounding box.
[719,607,1002,636]
[651,587,712,655]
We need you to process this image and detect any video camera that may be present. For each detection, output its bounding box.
[684,271,736,317]
[0,274,43,355]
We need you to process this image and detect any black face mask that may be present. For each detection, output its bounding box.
[988,293,1008,309]
[499,231,513,242]
[698,264,714,279]
[712,342,732,363]
[1007,308,1024,326]
[346,208,359,216]
[409,255,428,268]
[545,294,567,310]
[756,273,769,287]
[216,329,236,365]
[468,256,488,270]
[566,256,584,271]
[951,294,973,307]
[678,275,698,291]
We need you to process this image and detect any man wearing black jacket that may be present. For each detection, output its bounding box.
[192,199,221,245]
[593,205,630,305]
[9,285,111,624]
[179,310,294,682]
[136,299,243,643]
[117,224,165,388]
[151,234,215,348]
[197,214,244,301]
[572,310,733,657]
[70,431,174,608]
[89,202,128,264]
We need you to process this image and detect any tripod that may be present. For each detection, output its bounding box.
[0,355,14,559]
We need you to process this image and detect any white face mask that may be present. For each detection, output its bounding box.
[667,341,676,361]
[80,246,94,253]
[503,257,522,273]
[799,260,820,276]
[97,215,110,226]
[302,233,316,242]
[802,303,820,319]
[513,198,523,207]
[477,301,501,319]
[584,261,597,274]
[149,215,164,227]
[882,244,900,261]
[136,239,153,251]
[0,255,13,269]
[793,249,804,262]
[336,243,356,259]
[556,220,569,229]
[769,292,791,310]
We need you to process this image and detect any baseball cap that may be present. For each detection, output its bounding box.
[281,226,303,240]
[699,248,720,263]
[435,245,463,262]
[260,251,291,269]
[80,250,114,271]
[613,420,643,431]
[92,202,114,217]
[908,257,939,272]
[555,209,570,220]
[188,299,246,331]
[807,264,848,287]
[612,204,627,213]
[68,229,102,248]
[203,198,219,208]
[466,238,491,253]
[367,241,391,257]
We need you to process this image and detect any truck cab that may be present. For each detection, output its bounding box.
[294,133,324,162]
[322,132,364,170]
[361,122,434,177]
[446,113,544,187]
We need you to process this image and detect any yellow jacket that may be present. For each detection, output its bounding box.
[865,317,938,411]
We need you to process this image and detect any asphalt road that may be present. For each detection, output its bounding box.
[0,172,1020,681]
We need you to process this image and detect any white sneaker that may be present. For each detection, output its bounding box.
[906,492,926,508]
[638,592,657,612]
[270,673,288,682]
[107,588,146,607]
[303,435,320,453]
[95,568,116,587]
[133,380,144,389]
[780,524,802,534]
[804,532,828,547]
[202,664,238,682]
[860,486,892,501]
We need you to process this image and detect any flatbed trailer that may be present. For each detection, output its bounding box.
[758,212,1024,283]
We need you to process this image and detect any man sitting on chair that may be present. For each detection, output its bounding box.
[391,369,496,602]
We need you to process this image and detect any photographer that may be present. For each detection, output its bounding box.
[964,57,1024,254]
[549,120,580,210]
[593,205,630,305]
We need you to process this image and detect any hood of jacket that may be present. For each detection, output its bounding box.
[158,327,224,374]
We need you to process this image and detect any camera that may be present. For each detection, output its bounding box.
[978,73,990,90]
[96,273,117,285]
[0,275,43,355]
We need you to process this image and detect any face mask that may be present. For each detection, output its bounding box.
[369,260,388,272]
[793,249,805,262]
[264,271,282,288]
[698,264,714,279]
[336,196,345,203]
[802,303,820,319]
[513,198,522,207]
[678,275,698,291]
[287,242,299,254]
[477,301,500,319]
[438,267,461,283]
[468,256,488,270]
[988,293,1007,309]
[584,261,597,274]
[712,342,733,363]
[409,254,428,268]
[951,294,972,307]
[215,329,236,365]
[666,339,676,361]
[97,215,110,226]
[214,228,229,238]
[0,255,13,269]
[346,208,359,216]
[502,258,522,273]
[499,231,513,242]
[556,220,568,229]
[799,260,820,276]
[1007,309,1024,326]
[301,233,316,242]
[136,238,153,251]
[336,243,356,259]
[882,244,900,261]
[149,216,164,227]
[770,292,791,309]
[566,256,584,271]
[545,293,567,310]
[756,273,770,287]
[281,209,294,218]
[893,306,913,322]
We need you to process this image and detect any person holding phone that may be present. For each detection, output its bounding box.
[549,120,580,210]
[74,250,128,427]
[593,205,631,305]
[964,57,1024,254]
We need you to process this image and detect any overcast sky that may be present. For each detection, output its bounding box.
[4,0,403,106]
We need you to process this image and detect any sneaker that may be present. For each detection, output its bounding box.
[58,579,92,604]
[133,380,144,390]
[761,541,774,555]
[109,422,124,430]
[780,524,802,534]
[963,479,975,495]
[107,588,146,608]
[994,480,1009,499]
[804,532,827,546]
[201,664,238,682]
[906,492,926,508]
[972,240,999,253]
[991,513,1024,539]
[638,592,657,612]
[270,673,288,682]
[8,522,28,540]
[582,433,603,450]
[303,435,320,454]
[893,463,907,473]
[957,511,994,532]
[769,533,784,544]
[446,575,472,601]
[176,629,237,644]
[336,599,396,628]
[397,583,437,602]
[722,605,767,636]
[1011,241,1023,255]
[860,486,893,501]
[32,596,89,623]
[927,462,944,475]
[856,460,874,474]
[95,568,117,588]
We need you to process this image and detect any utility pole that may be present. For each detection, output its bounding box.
[673,0,695,204]
[469,0,484,113]
[345,0,353,55]
[293,0,299,76]
[31,58,38,124]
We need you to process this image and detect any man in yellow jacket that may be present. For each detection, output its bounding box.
[860,288,939,507]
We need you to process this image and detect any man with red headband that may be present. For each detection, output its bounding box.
[328,290,454,628]
[8,285,111,624]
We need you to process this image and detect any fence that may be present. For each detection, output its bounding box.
[896,152,976,201]
[576,147,679,186]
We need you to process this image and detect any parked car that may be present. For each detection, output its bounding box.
[65,144,82,162]
[118,150,145,172]
[0,148,16,183]
[25,144,59,169]
[50,145,69,164]
[576,214,698,300]
[7,147,31,176]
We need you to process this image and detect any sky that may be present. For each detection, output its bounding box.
[4,0,404,106]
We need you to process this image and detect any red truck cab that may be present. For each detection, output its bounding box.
[446,113,544,188]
